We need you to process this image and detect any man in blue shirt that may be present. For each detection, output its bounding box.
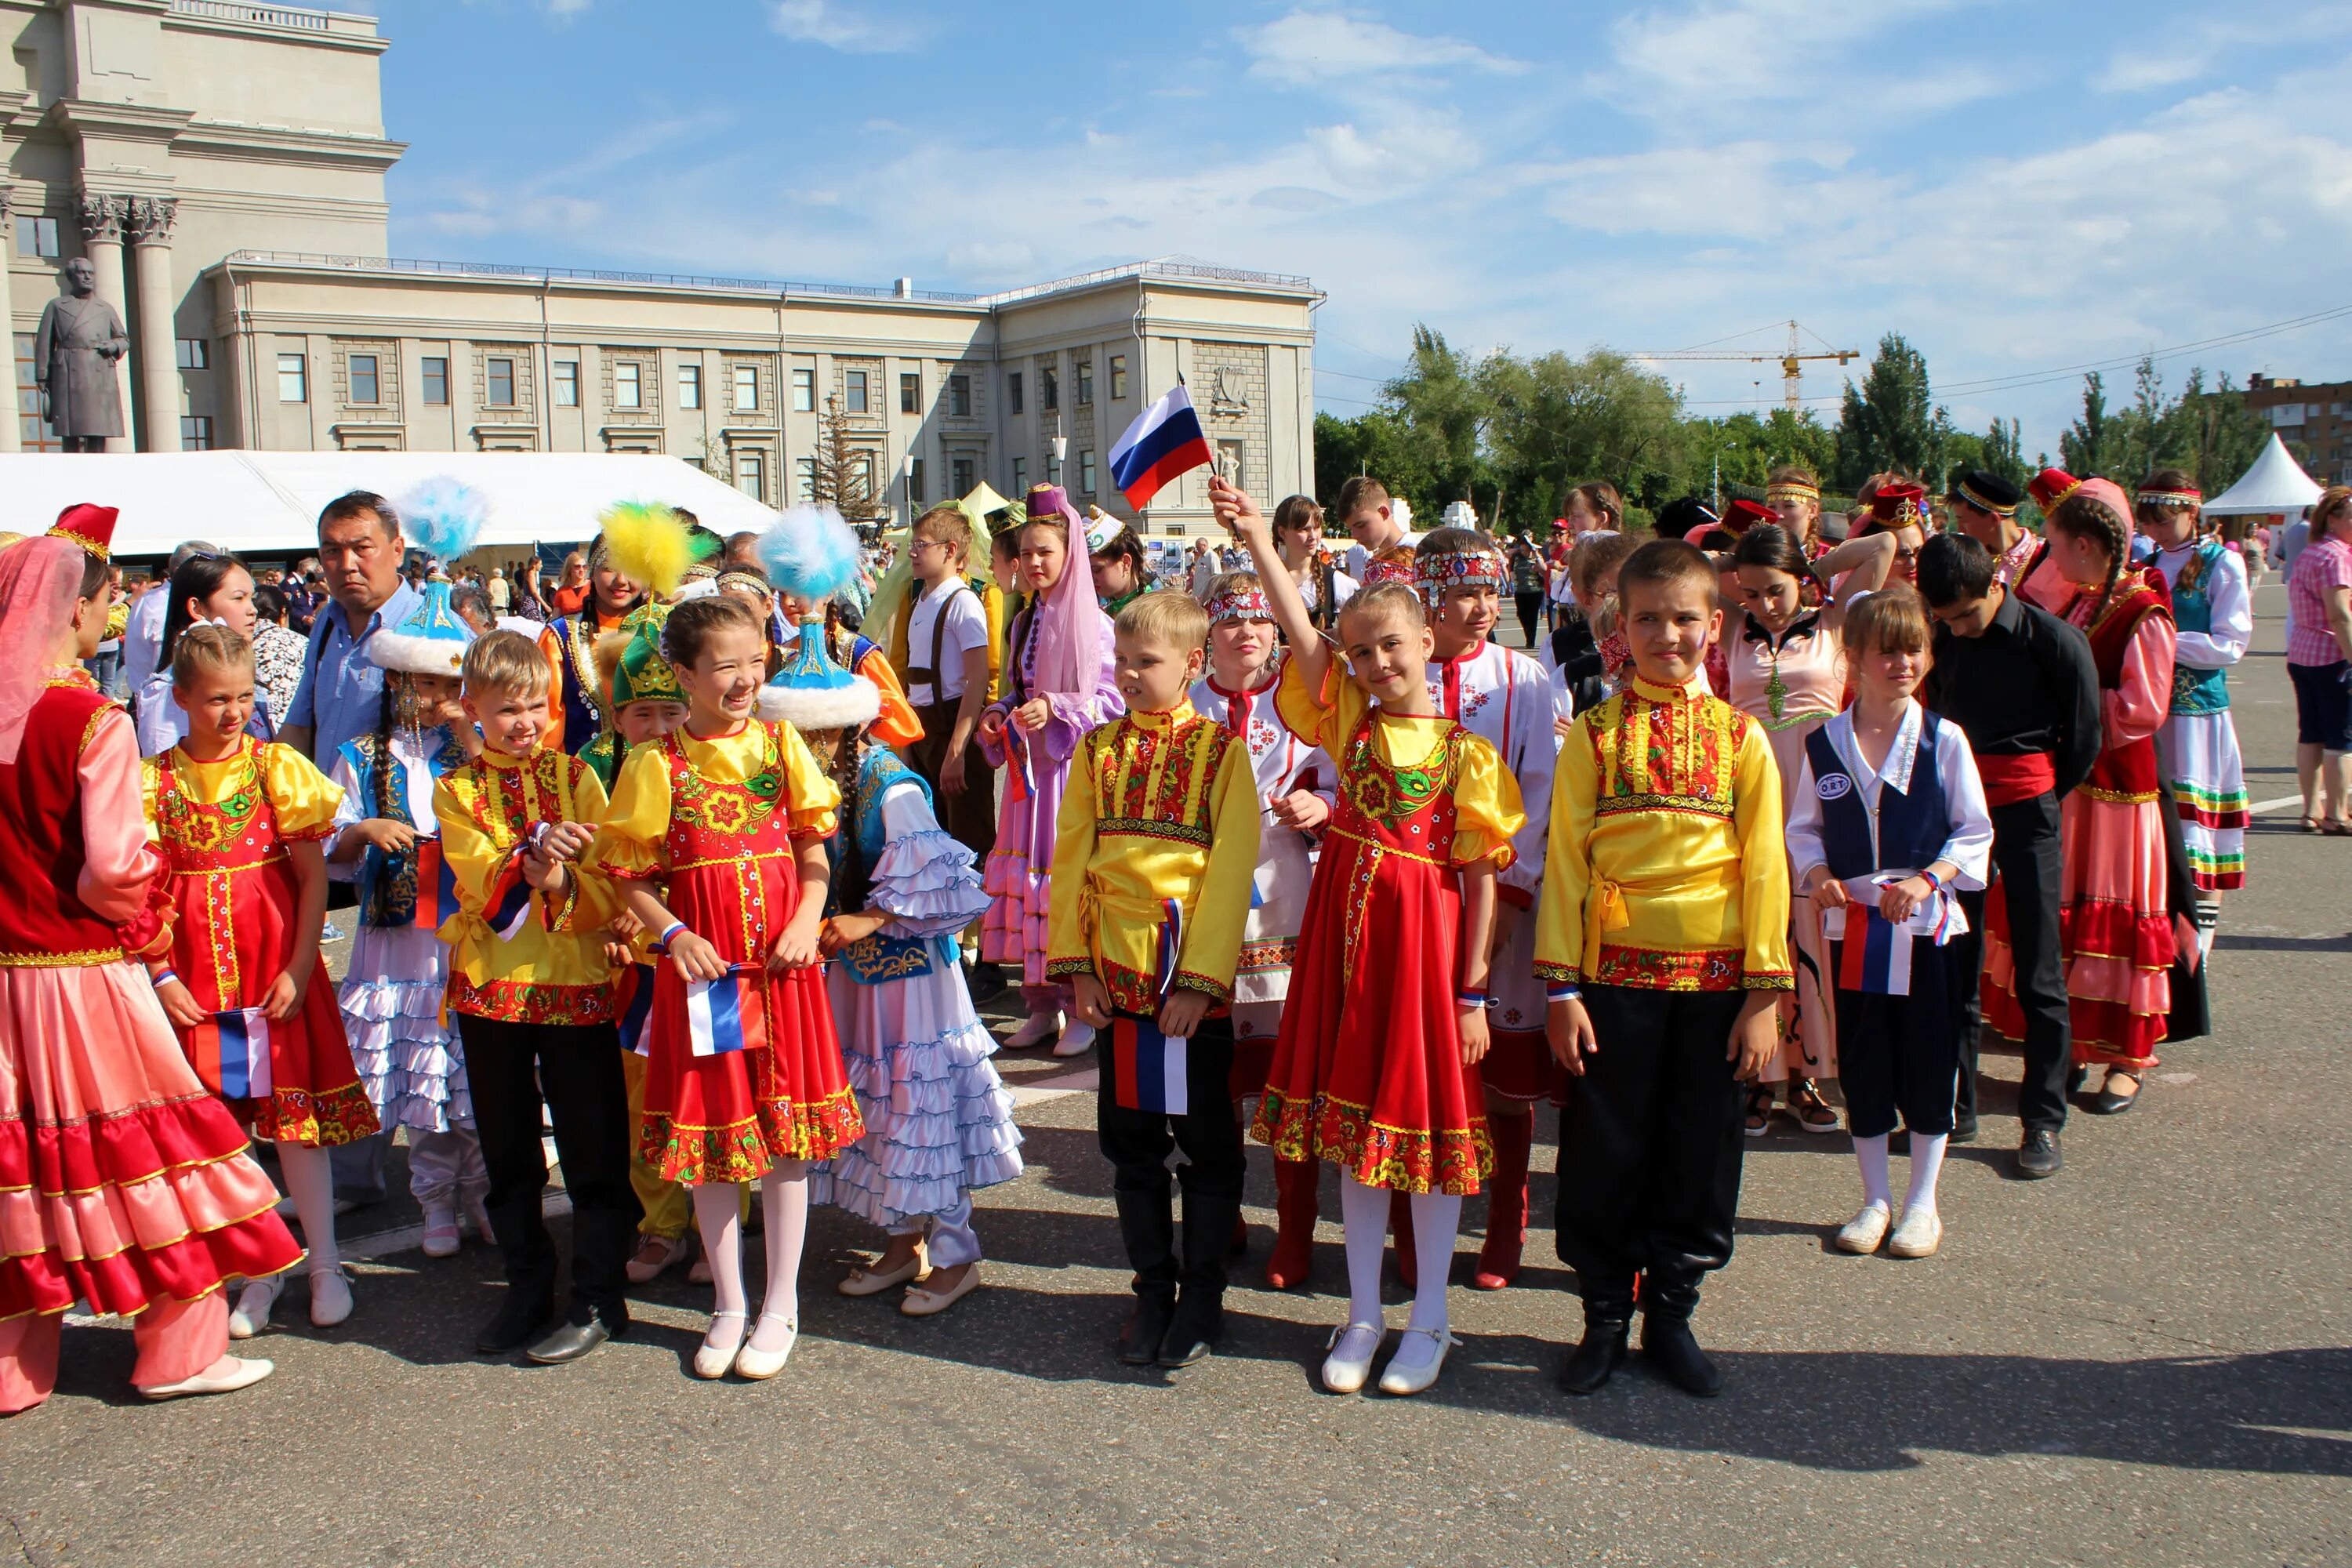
[281,491,418,1210]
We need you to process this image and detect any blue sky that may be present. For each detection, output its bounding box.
[376,0,2352,456]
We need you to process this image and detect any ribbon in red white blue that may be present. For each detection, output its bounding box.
[193,1008,273,1100]
[1154,895,1183,997]
[686,964,771,1058]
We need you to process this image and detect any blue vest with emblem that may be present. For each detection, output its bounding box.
[337,725,468,928]
[2167,539,2231,717]
[1802,716,1953,883]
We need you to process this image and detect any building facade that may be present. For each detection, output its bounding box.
[3,1,1319,534]
[2243,374,2352,485]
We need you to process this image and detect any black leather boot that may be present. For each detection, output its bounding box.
[1559,1279,1634,1396]
[1119,1294,1174,1366]
[474,1287,556,1356]
[1639,1275,1722,1398]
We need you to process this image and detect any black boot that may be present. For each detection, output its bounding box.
[1158,1292,1224,1369]
[1559,1284,1633,1396]
[1119,1294,1174,1366]
[1639,1273,1722,1398]
[474,1285,555,1356]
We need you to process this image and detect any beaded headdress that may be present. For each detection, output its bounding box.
[1414,547,1506,596]
[2134,481,2202,510]
[1763,478,1820,508]
[1361,545,1419,586]
[1206,586,1272,625]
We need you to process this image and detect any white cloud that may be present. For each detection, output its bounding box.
[2093,10,2350,93]
[769,0,923,54]
[545,0,592,16]
[1602,0,1987,114]
[1236,8,1526,85]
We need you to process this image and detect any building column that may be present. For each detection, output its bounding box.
[126,197,180,452]
[74,193,133,455]
[0,184,19,455]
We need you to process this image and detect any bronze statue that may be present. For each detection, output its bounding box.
[33,257,129,452]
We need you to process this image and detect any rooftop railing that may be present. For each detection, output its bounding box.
[168,1,378,36]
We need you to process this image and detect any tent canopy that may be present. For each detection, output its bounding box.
[2202,434,2324,517]
[0,451,781,559]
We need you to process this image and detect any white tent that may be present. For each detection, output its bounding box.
[0,451,780,558]
[2201,434,2324,517]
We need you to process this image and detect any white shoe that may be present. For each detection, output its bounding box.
[626,1233,691,1285]
[691,1310,748,1380]
[1003,1011,1062,1050]
[1052,1019,1097,1058]
[1320,1321,1387,1394]
[143,1356,274,1401]
[419,1206,461,1259]
[308,1267,354,1328]
[1888,1206,1943,1259]
[732,1313,797,1380]
[1377,1326,1459,1396]
[1835,1203,1892,1255]
[227,1277,281,1339]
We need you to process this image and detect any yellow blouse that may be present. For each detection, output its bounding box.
[143,738,344,852]
[433,745,624,1025]
[592,720,842,880]
[1535,673,1792,993]
[1045,701,1261,1012]
[1274,656,1523,869]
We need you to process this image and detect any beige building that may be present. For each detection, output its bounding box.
[3,1,1319,533]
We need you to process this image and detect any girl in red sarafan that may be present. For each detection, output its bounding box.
[1219,478,1524,1401]
[143,625,379,1338]
[0,512,299,1412]
[591,593,862,1384]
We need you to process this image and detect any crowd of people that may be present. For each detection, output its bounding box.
[0,448,2328,1415]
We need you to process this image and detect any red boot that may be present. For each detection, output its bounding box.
[1472,1112,1533,1290]
[1263,1158,1319,1290]
[1390,1189,1417,1289]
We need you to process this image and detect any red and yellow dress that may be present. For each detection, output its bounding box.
[1250,664,1523,1196]
[142,736,378,1146]
[593,720,862,1184]
[0,672,301,1328]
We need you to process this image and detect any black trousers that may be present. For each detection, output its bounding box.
[1833,942,1962,1140]
[1952,794,2071,1133]
[1512,591,1543,649]
[1554,986,1747,1315]
[463,1016,641,1327]
[1095,1013,1244,1310]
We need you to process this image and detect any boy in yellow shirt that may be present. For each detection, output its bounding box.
[1047,590,1260,1370]
[1536,539,1791,1400]
[434,630,638,1367]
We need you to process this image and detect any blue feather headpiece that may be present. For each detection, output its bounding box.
[756,504,863,605]
[395,477,489,564]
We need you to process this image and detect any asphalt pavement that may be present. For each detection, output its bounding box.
[2,584,2344,1567]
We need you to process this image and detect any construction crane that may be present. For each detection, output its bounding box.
[1628,321,1858,411]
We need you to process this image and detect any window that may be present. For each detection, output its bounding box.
[12,216,58,259]
[1079,449,1097,494]
[844,369,869,414]
[855,452,876,493]
[1042,366,1058,411]
[1007,372,1023,416]
[792,367,815,412]
[1076,361,1093,405]
[677,363,702,410]
[179,416,215,451]
[1011,456,1025,494]
[614,361,642,409]
[1047,451,1061,485]
[949,372,971,418]
[900,372,920,415]
[553,360,579,408]
[16,334,58,452]
[909,458,925,506]
[735,450,765,501]
[348,353,379,405]
[734,365,759,412]
[952,455,975,497]
[421,356,449,406]
[797,457,818,502]
[175,339,209,371]
[278,353,307,404]
[486,356,517,408]
[1109,354,1128,401]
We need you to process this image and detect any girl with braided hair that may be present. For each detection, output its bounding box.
[1982,480,2179,1110]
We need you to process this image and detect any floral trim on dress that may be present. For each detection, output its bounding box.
[1254,1087,1492,1196]
[641,1084,863,1184]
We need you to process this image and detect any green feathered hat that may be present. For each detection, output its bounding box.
[595,602,684,711]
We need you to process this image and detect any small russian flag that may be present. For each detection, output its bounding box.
[1109,384,1214,510]
[686,965,771,1058]
[191,1008,273,1101]
[409,839,459,931]
[1836,908,1913,996]
[616,963,655,1055]
[1111,1015,1189,1116]
[485,847,537,942]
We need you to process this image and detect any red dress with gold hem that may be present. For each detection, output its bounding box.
[595,720,862,1185]
[1250,665,1523,1195]
[143,737,379,1147]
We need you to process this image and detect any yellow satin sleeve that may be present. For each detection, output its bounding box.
[590,741,673,879]
[1447,731,1525,870]
[257,742,345,840]
[1273,650,1368,754]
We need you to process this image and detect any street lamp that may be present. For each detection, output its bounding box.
[902,451,917,527]
[1050,433,1067,488]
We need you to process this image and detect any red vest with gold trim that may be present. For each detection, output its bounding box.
[2080,568,2171,804]
[0,676,131,964]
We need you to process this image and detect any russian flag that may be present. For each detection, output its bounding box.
[191,1008,273,1101]
[484,844,537,942]
[1835,908,1913,997]
[1111,1015,1189,1116]
[1109,384,1213,510]
[616,963,655,1055]
[409,839,459,931]
[686,965,771,1058]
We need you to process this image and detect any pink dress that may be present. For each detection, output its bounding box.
[1724,612,1846,1083]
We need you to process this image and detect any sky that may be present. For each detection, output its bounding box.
[371,0,2352,458]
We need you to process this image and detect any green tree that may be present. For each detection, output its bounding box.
[1482,347,1686,529]
[1833,333,1951,489]
[2059,372,2114,478]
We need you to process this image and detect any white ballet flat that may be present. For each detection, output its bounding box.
[1003,1011,1063,1050]
[1888,1206,1944,1259]
[1320,1321,1387,1394]
[1835,1204,1892,1255]
[143,1356,274,1401]
[419,1207,461,1260]
[307,1267,354,1328]
[731,1313,798,1380]
[1377,1327,1460,1396]
[837,1244,928,1297]
[1052,1020,1098,1058]
[227,1277,281,1340]
[691,1310,748,1380]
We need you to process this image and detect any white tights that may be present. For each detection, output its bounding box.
[1338,1172,1460,1333]
[693,1161,810,1356]
[1853,1131,1949,1215]
[276,1142,340,1275]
